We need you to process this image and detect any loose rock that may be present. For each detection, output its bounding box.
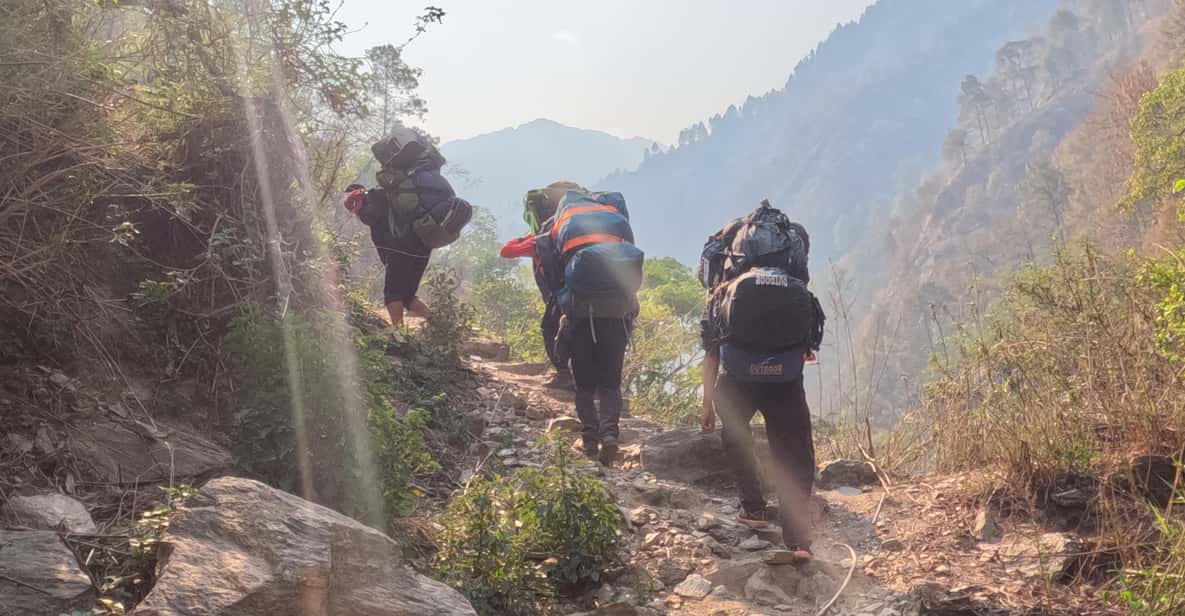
[462,338,510,361]
[67,417,230,483]
[973,507,1002,543]
[740,535,773,551]
[547,416,584,433]
[0,530,94,616]
[744,568,795,606]
[641,427,771,487]
[673,573,713,600]
[2,493,97,534]
[817,459,879,490]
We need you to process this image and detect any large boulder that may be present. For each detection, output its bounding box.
[131,477,475,616]
[67,417,230,484]
[0,530,95,615]
[2,492,97,534]
[639,427,771,488]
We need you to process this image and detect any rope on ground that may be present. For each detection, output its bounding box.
[871,489,888,526]
[815,543,857,616]
[858,444,893,526]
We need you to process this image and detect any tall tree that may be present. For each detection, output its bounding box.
[960,75,993,145]
[365,44,426,137]
[1021,160,1072,239]
[942,128,969,166]
[1161,0,1185,67]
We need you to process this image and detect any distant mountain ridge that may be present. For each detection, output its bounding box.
[441,119,651,238]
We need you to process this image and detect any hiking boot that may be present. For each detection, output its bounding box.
[737,506,777,529]
[577,439,599,460]
[542,371,573,390]
[598,436,618,466]
[764,545,813,566]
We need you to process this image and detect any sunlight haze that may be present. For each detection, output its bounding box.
[337,0,876,143]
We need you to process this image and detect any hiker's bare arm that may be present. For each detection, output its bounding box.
[701,351,719,433]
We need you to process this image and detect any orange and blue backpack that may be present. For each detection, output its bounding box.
[541,190,643,319]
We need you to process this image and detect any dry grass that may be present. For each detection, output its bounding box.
[921,244,1185,488]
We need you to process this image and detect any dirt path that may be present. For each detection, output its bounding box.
[464,349,912,616]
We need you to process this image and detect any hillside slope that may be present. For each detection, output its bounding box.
[855,0,1175,422]
[599,0,1058,268]
[441,118,650,238]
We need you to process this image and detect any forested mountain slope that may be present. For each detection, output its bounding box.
[857,0,1175,421]
[599,0,1058,268]
[441,118,650,238]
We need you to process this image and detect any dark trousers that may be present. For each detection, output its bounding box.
[715,373,815,548]
[568,317,629,443]
[541,300,567,372]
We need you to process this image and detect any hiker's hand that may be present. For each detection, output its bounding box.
[700,399,716,434]
[344,187,366,213]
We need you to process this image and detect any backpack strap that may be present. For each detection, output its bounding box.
[550,204,622,238]
[561,233,626,254]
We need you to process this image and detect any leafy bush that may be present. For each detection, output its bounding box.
[515,435,622,592]
[1141,249,1185,366]
[436,475,544,616]
[416,269,475,367]
[1124,68,1185,216]
[436,435,621,614]
[471,273,547,363]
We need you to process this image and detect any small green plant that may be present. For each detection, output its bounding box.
[83,485,197,616]
[436,435,622,614]
[370,406,439,516]
[129,485,197,558]
[418,268,475,366]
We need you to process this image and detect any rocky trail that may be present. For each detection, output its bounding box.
[0,341,1110,616]
[459,341,1105,616]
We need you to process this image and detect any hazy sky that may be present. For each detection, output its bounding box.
[337,1,875,144]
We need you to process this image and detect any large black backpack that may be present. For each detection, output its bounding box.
[698,199,809,289]
[712,267,824,352]
[371,128,472,249]
[709,266,825,383]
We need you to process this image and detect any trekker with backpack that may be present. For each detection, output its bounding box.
[499,181,585,388]
[344,127,473,327]
[698,200,824,563]
[498,188,644,465]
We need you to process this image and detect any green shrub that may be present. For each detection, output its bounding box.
[1140,250,1185,367]
[1124,68,1185,216]
[515,435,622,592]
[436,475,544,616]
[471,273,547,363]
[436,435,621,614]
